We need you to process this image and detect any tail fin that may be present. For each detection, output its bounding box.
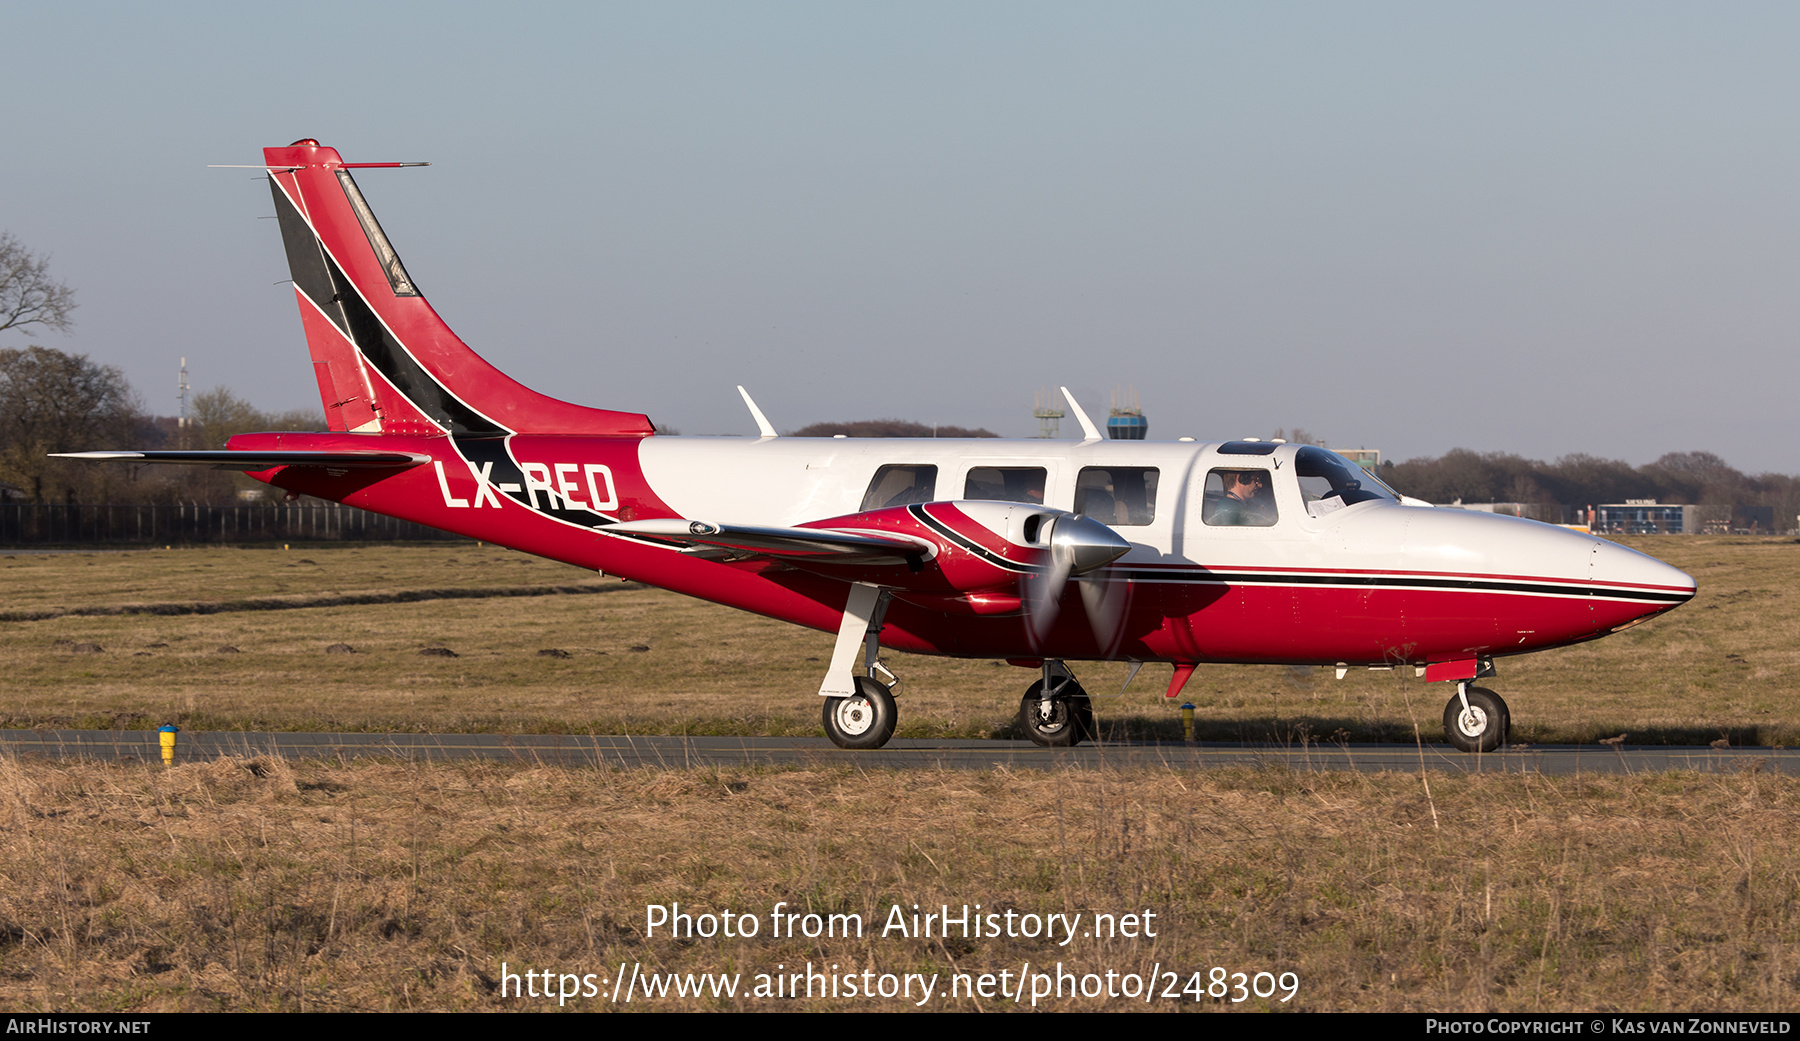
[264,139,654,438]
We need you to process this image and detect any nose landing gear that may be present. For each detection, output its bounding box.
[1442,682,1509,753]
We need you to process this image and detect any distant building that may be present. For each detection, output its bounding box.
[1107,386,1146,440]
[1335,447,1381,473]
[1106,413,1147,439]
[1437,499,1765,535]
[1590,501,1730,535]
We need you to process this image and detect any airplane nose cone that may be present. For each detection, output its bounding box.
[1590,539,1696,609]
[1370,507,1697,650]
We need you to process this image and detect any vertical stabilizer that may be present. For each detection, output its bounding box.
[263,139,655,438]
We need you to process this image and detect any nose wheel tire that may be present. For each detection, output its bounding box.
[822,676,898,750]
[1442,686,1509,753]
[1018,680,1096,747]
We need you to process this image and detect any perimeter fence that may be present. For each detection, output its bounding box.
[0,503,464,545]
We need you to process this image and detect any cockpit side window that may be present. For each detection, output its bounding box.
[861,464,938,511]
[964,467,1046,504]
[1202,468,1278,526]
[1075,467,1159,525]
[1294,446,1396,517]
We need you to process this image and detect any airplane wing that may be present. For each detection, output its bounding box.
[50,450,431,471]
[606,518,930,566]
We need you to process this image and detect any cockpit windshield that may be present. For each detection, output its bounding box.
[1294,446,1397,517]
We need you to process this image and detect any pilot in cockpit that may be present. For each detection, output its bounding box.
[1205,469,1276,526]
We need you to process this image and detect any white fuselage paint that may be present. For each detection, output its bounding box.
[635,437,1688,595]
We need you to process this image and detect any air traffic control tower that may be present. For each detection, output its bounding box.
[1107,387,1147,440]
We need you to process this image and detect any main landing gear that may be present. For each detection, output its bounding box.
[814,586,1103,751]
[1442,682,1509,753]
[819,583,903,750]
[1017,660,1096,747]
[823,675,898,750]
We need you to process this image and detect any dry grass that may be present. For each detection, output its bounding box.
[0,537,1794,745]
[0,543,577,612]
[1,755,1796,1011]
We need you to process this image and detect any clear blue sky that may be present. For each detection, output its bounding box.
[3,2,1796,469]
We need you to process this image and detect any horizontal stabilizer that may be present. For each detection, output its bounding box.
[608,519,930,566]
[52,450,430,471]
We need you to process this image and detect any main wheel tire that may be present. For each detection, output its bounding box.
[1442,686,1509,753]
[1019,680,1095,748]
[822,676,898,750]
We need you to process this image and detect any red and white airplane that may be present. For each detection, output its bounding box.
[65,139,1698,752]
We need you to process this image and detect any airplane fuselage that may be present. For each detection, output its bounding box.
[240,429,1694,671]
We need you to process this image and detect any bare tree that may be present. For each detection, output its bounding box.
[0,233,77,337]
[173,387,323,502]
[189,386,268,447]
[0,346,138,502]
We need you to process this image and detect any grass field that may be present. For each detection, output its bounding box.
[1,536,1793,746]
[2,756,1797,1011]
[3,536,1797,1012]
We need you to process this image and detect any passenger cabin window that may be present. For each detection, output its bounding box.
[1202,468,1278,527]
[964,467,1046,504]
[1294,446,1397,517]
[1075,467,1159,525]
[861,465,938,511]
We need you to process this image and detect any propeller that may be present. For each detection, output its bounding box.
[1077,567,1129,651]
[1025,513,1132,650]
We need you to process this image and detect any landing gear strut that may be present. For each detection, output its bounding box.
[819,583,901,749]
[1442,682,1509,753]
[1018,660,1096,747]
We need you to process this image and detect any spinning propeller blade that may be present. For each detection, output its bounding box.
[1024,513,1131,647]
[1077,569,1129,652]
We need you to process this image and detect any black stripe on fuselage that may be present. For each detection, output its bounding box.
[908,503,1045,575]
[1121,568,1693,604]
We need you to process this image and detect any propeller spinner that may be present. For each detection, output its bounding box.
[1025,513,1132,648]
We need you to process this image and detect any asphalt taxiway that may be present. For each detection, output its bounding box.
[0,730,1791,775]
